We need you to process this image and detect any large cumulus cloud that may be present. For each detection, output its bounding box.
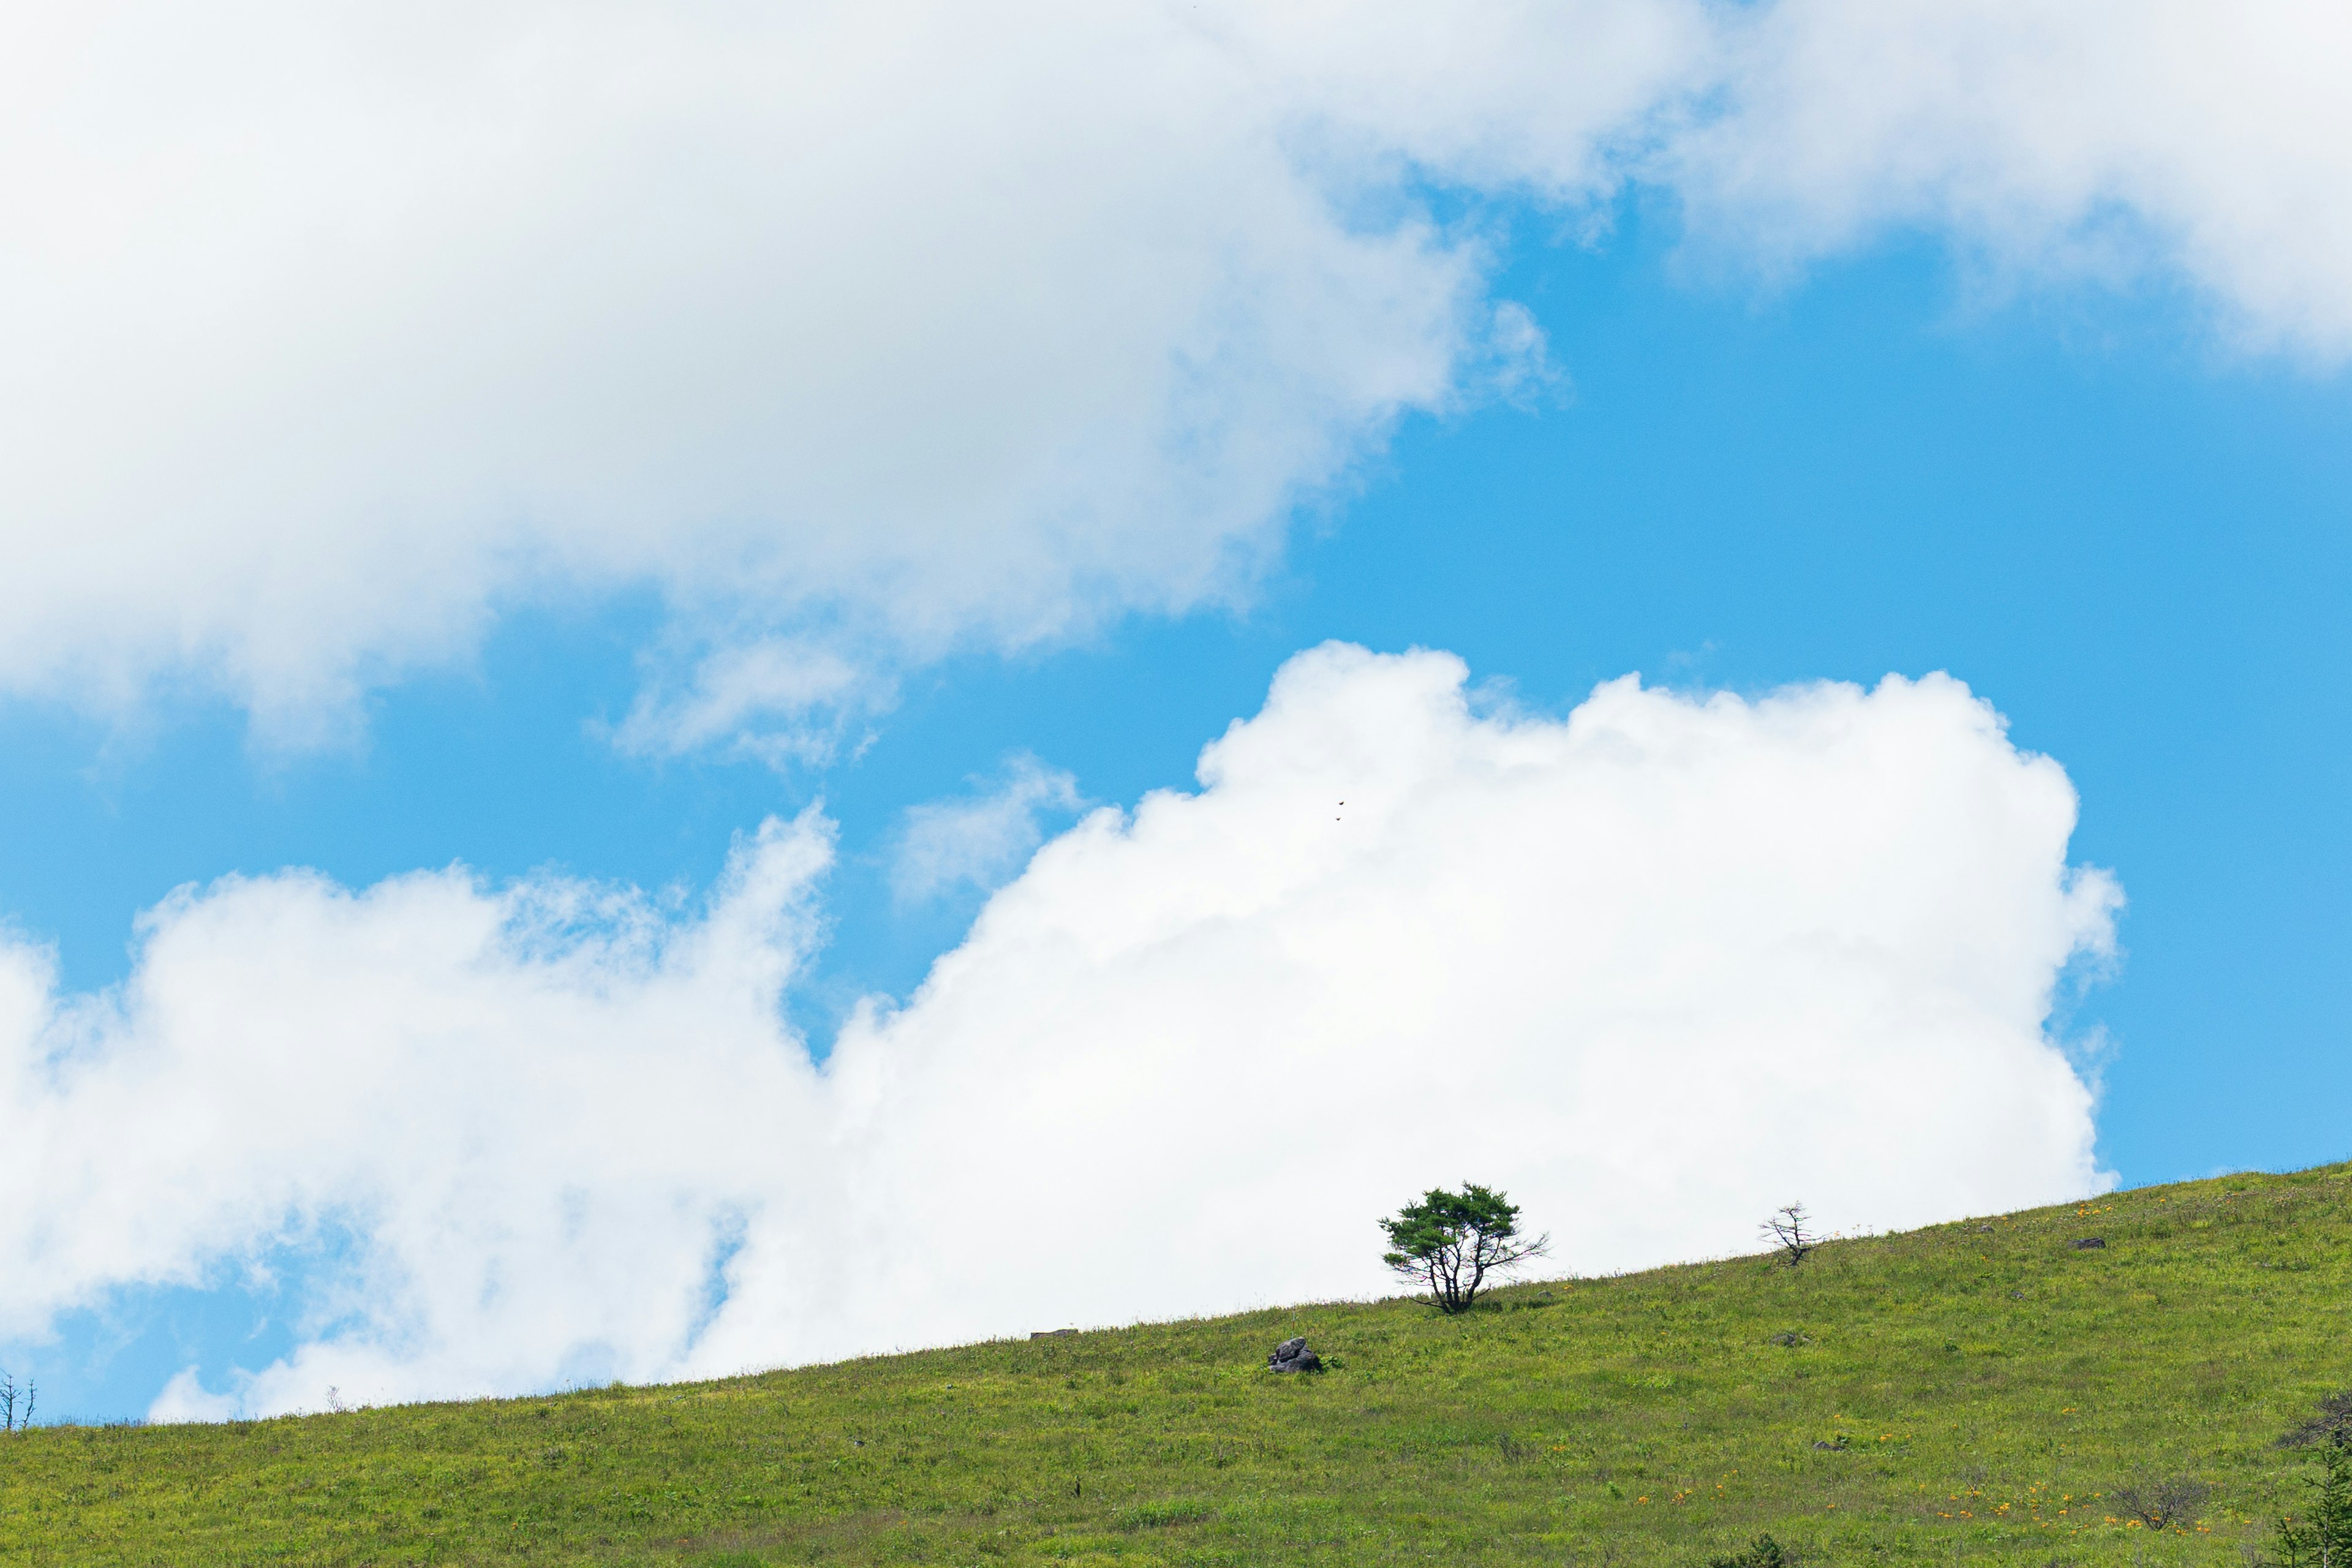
[0,646,2116,1417]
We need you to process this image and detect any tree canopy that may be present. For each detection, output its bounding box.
[1379,1183,1548,1315]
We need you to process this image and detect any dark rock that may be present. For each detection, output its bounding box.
[1768,1331,1807,1347]
[2071,1237,2106,1250]
[1267,1336,1322,1373]
[1030,1329,1079,1340]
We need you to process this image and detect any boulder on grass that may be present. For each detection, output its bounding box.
[1267,1336,1322,1373]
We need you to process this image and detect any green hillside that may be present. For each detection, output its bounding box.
[9,1163,2352,1566]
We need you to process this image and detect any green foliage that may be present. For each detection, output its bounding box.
[1379,1182,1548,1313]
[1110,1499,1216,1531]
[1707,1532,1789,1568]
[8,1164,2352,1564]
[2274,1434,2352,1567]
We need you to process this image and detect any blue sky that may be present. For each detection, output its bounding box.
[4,4,2349,1423]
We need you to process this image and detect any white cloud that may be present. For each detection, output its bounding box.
[0,1,1619,740]
[0,645,2117,1417]
[1677,0,2352,352]
[6,3,2348,742]
[609,638,892,771]
[891,756,1087,904]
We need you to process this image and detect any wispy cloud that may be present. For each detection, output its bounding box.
[891,757,1087,905]
[609,639,894,771]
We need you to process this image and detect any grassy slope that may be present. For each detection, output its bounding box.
[6,1163,2351,1566]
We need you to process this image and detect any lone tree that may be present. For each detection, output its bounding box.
[1762,1203,1819,1267]
[1380,1183,1548,1315]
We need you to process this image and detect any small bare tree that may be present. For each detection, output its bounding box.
[1762,1204,1819,1267]
[0,1368,33,1433]
[2111,1476,2211,1532]
[2283,1392,2352,1450]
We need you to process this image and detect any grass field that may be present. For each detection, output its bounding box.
[6,1162,2351,1566]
